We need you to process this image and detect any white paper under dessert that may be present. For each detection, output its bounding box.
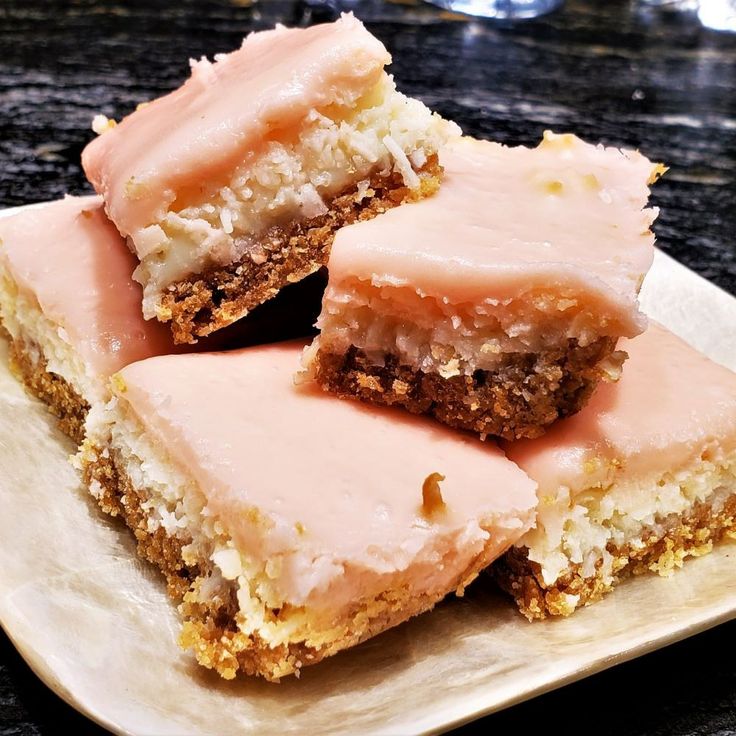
[0,205,734,734]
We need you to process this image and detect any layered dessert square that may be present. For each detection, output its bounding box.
[82,14,456,344]
[0,196,178,443]
[304,133,664,440]
[78,341,537,680]
[495,323,736,619]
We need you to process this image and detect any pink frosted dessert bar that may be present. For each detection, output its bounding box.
[496,323,736,619]
[0,196,178,442]
[82,14,456,344]
[304,133,664,440]
[78,341,537,681]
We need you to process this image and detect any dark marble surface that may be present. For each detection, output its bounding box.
[0,0,734,733]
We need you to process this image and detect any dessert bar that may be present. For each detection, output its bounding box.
[79,341,537,680]
[304,133,663,440]
[0,196,176,442]
[495,323,736,618]
[83,15,456,343]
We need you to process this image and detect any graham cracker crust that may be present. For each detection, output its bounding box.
[311,337,618,441]
[82,442,496,681]
[4,331,89,444]
[159,158,442,344]
[494,494,736,620]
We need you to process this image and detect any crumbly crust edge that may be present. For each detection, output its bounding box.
[81,441,501,681]
[1,326,89,444]
[310,337,619,441]
[158,157,442,344]
[493,494,736,620]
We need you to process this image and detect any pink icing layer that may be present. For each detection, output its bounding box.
[0,196,177,381]
[117,341,537,610]
[505,323,736,494]
[82,14,390,243]
[327,133,660,337]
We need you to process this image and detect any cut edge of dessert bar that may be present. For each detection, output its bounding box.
[79,438,514,680]
[302,132,665,440]
[493,324,736,619]
[0,200,118,443]
[0,290,91,444]
[156,164,443,345]
[76,344,536,681]
[495,470,736,620]
[82,14,458,344]
[304,335,622,443]
[0,197,180,444]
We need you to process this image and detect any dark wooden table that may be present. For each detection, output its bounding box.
[1,0,734,733]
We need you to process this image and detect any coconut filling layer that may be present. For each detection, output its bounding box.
[0,270,102,409]
[134,74,458,318]
[518,447,736,598]
[310,279,632,379]
[87,397,501,650]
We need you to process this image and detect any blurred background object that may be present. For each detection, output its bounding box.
[637,0,699,8]
[422,0,563,19]
[303,0,735,26]
[698,0,736,30]
[637,0,736,30]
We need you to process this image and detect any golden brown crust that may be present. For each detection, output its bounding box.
[494,494,736,620]
[82,441,499,681]
[311,337,618,441]
[4,332,89,444]
[159,158,442,344]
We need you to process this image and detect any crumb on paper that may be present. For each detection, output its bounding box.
[421,472,447,518]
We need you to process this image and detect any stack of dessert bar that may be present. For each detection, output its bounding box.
[1,14,734,682]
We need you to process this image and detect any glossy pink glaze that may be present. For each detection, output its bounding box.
[117,341,537,608]
[505,323,736,493]
[0,196,178,380]
[82,14,390,243]
[327,133,660,337]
